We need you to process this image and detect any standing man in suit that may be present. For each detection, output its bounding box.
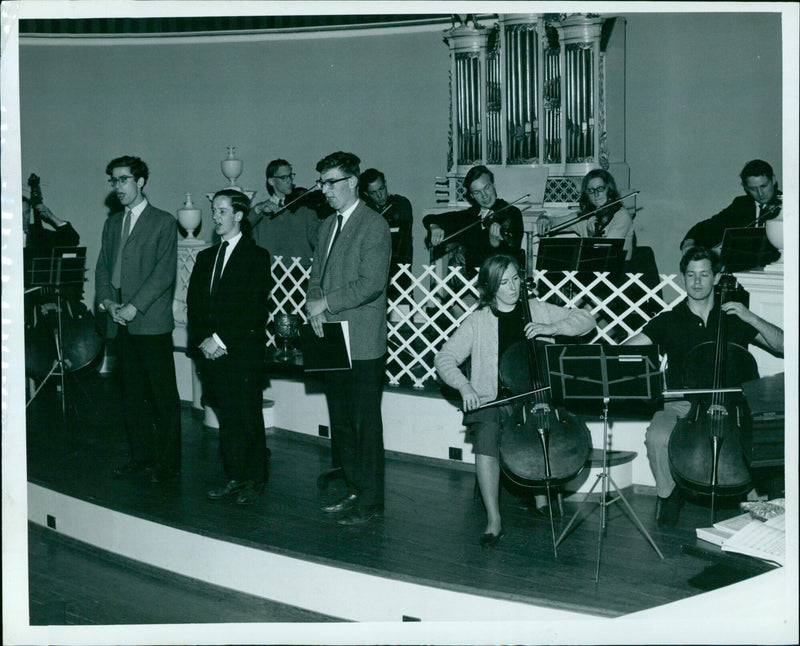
[305,152,392,526]
[681,159,782,256]
[96,156,181,483]
[188,189,273,506]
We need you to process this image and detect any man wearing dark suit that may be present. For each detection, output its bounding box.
[95,156,181,483]
[187,189,273,506]
[306,151,392,526]
[681,159,782,258]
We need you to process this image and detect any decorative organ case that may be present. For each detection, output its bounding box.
[429,13,629,267]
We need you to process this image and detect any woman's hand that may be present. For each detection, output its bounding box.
[459,384,481,412]
[536,215,552,235]
[524,321,558,339]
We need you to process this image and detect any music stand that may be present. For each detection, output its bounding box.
[720,227,776,272]
[545,343,664,582]
[536,237,626,272]
[25,247,88,421]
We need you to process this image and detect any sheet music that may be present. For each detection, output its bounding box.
[721,519,785,566]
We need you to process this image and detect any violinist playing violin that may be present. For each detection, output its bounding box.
[423,165,524,278]
[624,246,783,526]
[536,169,634,260]
[435,254,596,547]
[681,159,782,257]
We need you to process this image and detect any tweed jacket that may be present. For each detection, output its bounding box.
[95,202,177,337]
[306,200,391,361]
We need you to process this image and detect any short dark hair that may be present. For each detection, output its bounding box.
[739,159,774,183]
[265,159,291,196]
[316,151,361,177]
[106,156,149,186]
[679,245,722,275]
[463,165,494,207]
[213,188,251,219]
[477,253,520,309]
[360,168,386,189]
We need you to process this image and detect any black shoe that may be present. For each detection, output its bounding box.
[336,504,383,526]
[150,469,180,483]
[479,527,506,548]
[533,505,556,518]
[234,483,261,507]
[657,488,685,526]
[113,460,151,476]
[321,493,358,514]
[207,479,249,500]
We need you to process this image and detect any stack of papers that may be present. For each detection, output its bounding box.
[696,510,785,567]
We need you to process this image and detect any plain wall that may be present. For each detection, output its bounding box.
[19,12,782,307]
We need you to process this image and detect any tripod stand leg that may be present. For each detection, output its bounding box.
[556,471,602,547]
[544,479,558,559]
[608,474,664,559]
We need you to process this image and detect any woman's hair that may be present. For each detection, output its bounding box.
[578,168,620,214]
[477,253,520,308]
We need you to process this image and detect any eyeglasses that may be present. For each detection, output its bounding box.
[316,176,352,190]
[586,185,608,196]
[272,173,295,181]
[108,175,134,187]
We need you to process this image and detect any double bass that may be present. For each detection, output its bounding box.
[667,275,757,519]
[497,283,592,491]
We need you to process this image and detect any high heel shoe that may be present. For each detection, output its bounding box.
[479,527,505,548]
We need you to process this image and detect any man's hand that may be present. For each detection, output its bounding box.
[306,298,328,337]
[115,303,138,324]
[721,301,754,324]
[253,200,280,216]
[488,222,503,247]
[199,336,227,360]
[428,224,445,247]
[536,215,552,235]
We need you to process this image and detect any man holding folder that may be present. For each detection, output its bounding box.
[305,151,392,526]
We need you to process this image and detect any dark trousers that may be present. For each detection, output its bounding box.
[204,359,268,483]
[324,357,386,508]
[117,328,181,473]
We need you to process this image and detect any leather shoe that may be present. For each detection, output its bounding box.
[234,483,261,507]
[113,460,151,476]
[150,469,180,483]
[533,505,554,518]
[207,479,249,500]
[321,493,358,514]
[479,527,506,548]
[336,505,383,526]
[657,488,684,526]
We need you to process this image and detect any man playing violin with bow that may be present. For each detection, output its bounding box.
[681,159,782,257]
[423,165,524,278]
[624,246,783,526]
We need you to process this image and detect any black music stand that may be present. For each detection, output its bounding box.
[536,237,625,272]
[719,227,776,272]
[25,248,88,421]
[545,343,664,582]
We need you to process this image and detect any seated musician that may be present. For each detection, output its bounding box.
[247,158,325,266]
[23,196,80,251]
[680,159,782,256]
[423,165,524,278]
[624,246,783,526]
[435,254,596,547]
[536,169,634,260]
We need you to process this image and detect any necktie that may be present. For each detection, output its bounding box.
[329,214,344,252]
[210,241,229,294]
[111,209,131,289]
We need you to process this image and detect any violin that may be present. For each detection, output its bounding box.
[667,274,757,519]
[432,194,529,249]
[497,282,592,489]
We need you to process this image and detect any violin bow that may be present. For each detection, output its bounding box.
[251,185,321,227]
[434,194,530,248]
[542,191,640,237]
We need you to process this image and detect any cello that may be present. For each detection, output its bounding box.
[667,274,757,520]
[497,281,592,498]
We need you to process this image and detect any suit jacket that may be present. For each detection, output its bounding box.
[306,200,391,361]
[26,221,80,251]
[95,202,177,337]
[682,192,782,251]
[186,235,273,369]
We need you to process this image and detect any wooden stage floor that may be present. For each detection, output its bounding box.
[24,372,767,622]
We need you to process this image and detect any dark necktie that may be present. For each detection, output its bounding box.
[210,241,229,294]
[329,214,344,253]
[111,209,131,289]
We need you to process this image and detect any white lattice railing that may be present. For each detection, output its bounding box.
[267,256,688,389]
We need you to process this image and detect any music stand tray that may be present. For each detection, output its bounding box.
[720,227,775,272]
[545,343,664,581]
[536,237,625,272]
